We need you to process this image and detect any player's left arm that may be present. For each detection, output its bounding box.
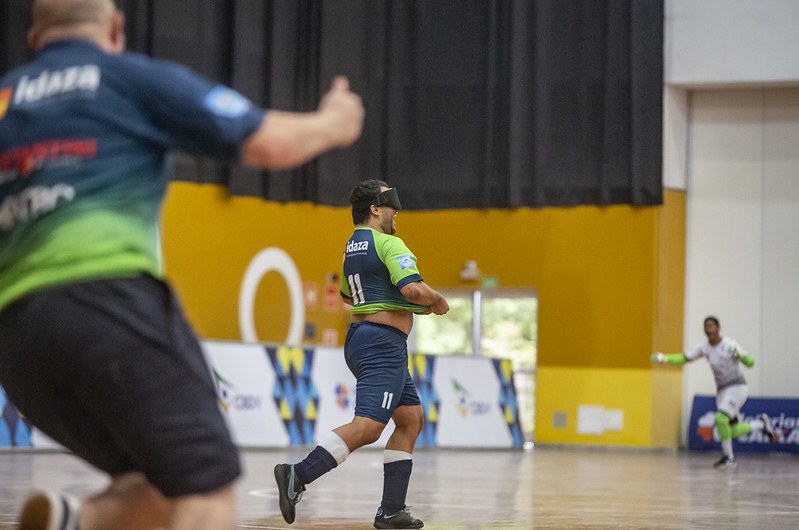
[400,281,449,315]
[380,236,449,315]
[241,77,364,169]
[130,57,264,158]
[733,348,755,367]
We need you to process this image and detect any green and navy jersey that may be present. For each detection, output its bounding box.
[340,227,430,315]
[0,40,265,310]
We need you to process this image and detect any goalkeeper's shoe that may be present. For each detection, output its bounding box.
[713,455,737,469]
[758,413,778,442]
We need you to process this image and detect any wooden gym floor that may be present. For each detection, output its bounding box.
[0,446,796,529]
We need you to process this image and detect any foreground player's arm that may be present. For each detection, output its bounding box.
[400,281,449,315]
[240,77,364,169]
[651,352,688,366]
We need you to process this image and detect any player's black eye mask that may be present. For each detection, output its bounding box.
[374,188,402,210]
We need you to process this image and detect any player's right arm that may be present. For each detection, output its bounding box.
[651,352,688,366]
[240,77,364,169]
[400,281,449,315]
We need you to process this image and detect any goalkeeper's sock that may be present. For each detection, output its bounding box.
[731,422,752,438]
[715,412,735,458]
[721,439,733,458]
[747,418,764,433]
[715,412,732,439]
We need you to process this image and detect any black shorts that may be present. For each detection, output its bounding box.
[0,275,240,498]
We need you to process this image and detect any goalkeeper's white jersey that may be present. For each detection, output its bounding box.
[686,336,747,390]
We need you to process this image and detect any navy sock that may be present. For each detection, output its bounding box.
[294,446,338,487]
[380,459,413,514]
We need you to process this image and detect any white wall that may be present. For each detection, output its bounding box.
[683,89,799,440]
[662,86,689,190]
[665,1,799,444]
[761,90,799,396]
[666,0,799,86]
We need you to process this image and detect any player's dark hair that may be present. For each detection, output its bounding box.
[350,179,388,225]
[704,315,720,327]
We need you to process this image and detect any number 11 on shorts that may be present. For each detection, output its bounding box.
[381,391,394,409]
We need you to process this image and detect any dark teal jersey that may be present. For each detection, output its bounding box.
[0,40,265,310]
[340,227,430,314]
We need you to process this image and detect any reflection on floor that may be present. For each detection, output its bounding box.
[0,446,797,529]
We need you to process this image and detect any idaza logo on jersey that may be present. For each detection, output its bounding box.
[346,240,369,253]
[1,64,100,119]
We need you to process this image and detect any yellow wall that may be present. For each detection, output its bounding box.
[161,183,686,446]
[161,184,353,344]
[650,189,686,447]
[536,367,653,445]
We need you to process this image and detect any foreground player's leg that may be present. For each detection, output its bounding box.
[79,473,171,529]
[20,473,234,530]
[19,490,81,530]
[169,485,236,530]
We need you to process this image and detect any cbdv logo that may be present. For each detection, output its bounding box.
[451,378,491,417]
[212,369,262,412]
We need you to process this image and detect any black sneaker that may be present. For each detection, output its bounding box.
[274,463,305,524]
[713,455,737,469]
[758,413,778,442]
[19,490,80,530]
[374,506,424,529]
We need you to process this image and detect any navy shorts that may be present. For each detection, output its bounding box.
[0,275,240,498]
[344,321,421,424]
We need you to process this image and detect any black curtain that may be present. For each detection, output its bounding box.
[1,0,664,209]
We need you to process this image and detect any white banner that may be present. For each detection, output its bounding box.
[433,356,513,447]
[1,342,518,450]
[201,341,287,447]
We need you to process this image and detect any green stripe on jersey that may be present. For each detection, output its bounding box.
[0,207,160,310]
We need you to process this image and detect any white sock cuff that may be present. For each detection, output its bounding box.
[320,432,350,465]
[383,449,412,464]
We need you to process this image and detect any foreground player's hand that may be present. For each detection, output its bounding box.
[318,76,364,148]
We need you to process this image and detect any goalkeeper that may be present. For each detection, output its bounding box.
[652,316,777,468]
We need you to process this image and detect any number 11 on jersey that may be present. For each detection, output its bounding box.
[348,273,365,305]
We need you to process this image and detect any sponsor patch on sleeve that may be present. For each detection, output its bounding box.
[396,254,415,269]
[203,86,252,118]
